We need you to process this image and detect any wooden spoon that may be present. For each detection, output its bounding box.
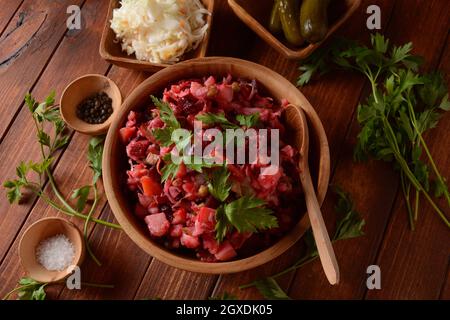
[284,104,340,285]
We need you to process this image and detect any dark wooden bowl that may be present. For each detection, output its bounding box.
[99,0,214,72]
[228,0,361,60]
[103,57,330,274]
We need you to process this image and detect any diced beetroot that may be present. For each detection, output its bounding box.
[217,84,233,103]
[168,186,182,200]
[126,140,150,161]
[193,207,216,236]
[281,145,295,159]
[202,233,220,254]
[120,127,137,144]
[145,213,170,237]
[134,203,148,220]
[138,193,152,208]
[172,208,186,224]
[190,81,208,99]
[227,164,245,182]
[170,224,183,237]
[180,232,200,249]
[214,241,237,261]
[258,166,282,191]
[149,117,164,129]
[229,231,252,249]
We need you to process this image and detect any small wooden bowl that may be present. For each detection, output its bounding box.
[228,0,361,60]
[60,74,122,135]
[99,0,215,72]
[19,217,85,283]
[103,57,330,274]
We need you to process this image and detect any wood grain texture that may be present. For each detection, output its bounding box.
[0,0,84,140]
[0,0,24,36]
[0,0,449,300]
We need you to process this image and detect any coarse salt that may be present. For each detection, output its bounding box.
[36,234,75,271]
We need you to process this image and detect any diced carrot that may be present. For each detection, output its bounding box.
[140,176,162,196]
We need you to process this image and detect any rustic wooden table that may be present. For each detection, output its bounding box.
[0,0,449,300]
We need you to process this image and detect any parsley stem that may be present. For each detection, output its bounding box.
[416,132,450,206]
[2,283,36,300]
[29,186,121,229]
[400,171,415,230]
[46,169,78,215]
[421,189,450,227]
[414,189,420,222]
[83,184,102,266]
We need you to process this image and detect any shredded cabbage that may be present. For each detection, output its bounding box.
[110,0,209,64]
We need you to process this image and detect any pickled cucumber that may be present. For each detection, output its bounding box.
[269,0,282,34]
[279,0,304,46]
[300,0,330,43]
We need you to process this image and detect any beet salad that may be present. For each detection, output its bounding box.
[120,75,303,262]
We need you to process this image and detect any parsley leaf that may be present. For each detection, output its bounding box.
[209,292,238,300]
[253,277,291,300]
[214,206,229,243]
[196,112,239,129]
[236,113,261,127]
[207,166,231,202]
[152,127,173,147]
[87,136,104,184]
[219,196,278,235]
[297,33,450,229]
[333,187,366,240]
[160,162,179,182]
[151,95,180,129]
[71,185,91,212]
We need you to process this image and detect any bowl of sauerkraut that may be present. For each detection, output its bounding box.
[100,0,214,72]
[103,57,330,273]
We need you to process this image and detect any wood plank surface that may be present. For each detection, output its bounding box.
[0,0,448,300]
[0,0,85,140]
[0,0,24,36]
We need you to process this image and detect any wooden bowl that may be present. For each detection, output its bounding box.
[60,74,122,135]
[103,57,330,274]
[19,217,85,283]
[228,0,361,60]
[99,0,215,72]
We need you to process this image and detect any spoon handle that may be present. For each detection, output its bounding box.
[301,166,340,285]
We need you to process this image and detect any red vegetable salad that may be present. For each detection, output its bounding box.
[120,75,303,262]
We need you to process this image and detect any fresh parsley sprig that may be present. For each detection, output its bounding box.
[195,112,240,129]
[215,195,278,243]
[240,187,365,300]
[2,277,114,300]
[297,33,450,229]
[3,93,121,265]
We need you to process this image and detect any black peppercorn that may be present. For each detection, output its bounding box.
[76,91,113,124]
